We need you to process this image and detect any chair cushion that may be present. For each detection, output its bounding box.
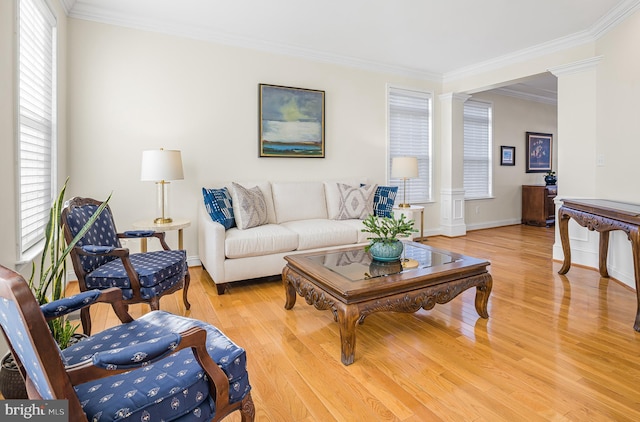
[65,311,250,421]
[202,187,236,229]
[225,224,298,259]
[281,219,358,250]
[85,250,186,290]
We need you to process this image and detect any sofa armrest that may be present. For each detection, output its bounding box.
[198,201,227,283]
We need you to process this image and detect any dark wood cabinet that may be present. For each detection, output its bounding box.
[522,185,557,226]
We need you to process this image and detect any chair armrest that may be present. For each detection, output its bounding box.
[91,333,181,370]
[75,245,129,258]
[121,230,155,238]
[40,290,102,319]
[118,231,170,250]
[41,287,133,324]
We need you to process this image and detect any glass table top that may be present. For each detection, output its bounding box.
[308,243,458,281]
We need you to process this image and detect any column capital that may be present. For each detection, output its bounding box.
[548,56,603,77]
[439,92,472,103]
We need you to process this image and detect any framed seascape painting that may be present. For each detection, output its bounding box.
[525,132,552,173]
[259,84,325,158]
[500,146,515,166]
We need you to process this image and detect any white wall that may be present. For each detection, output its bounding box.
[550,8,640,289]
[66,19,441,263]
[463,91,557,230]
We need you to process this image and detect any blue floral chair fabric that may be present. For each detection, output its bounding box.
[62,197,191,335]
[0,265,255,422]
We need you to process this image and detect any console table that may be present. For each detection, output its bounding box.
[557,198,640,331]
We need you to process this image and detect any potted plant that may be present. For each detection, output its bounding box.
[0,178,110,398]
[544,170,557,186]
[361,213,417,261]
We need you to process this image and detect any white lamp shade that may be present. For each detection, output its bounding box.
[391,156,418,179]
[141,149,184,181]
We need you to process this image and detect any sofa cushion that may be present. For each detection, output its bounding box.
[231,182,268,229]
[336,183,377,220]
[372,185,398,217]
[245,181,277,224]
[272,182,328,223]
[202,187,236,229]
[324,180,362,219]
[281,219,358,250]
[335,219,370,243]
[225,224,298,259]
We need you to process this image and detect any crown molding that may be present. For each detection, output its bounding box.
[493,87,557,105]
[442,29,593,84]
[443,0,640,84]
[66,0,640,84]
[67,3,441,82]
[438,93,471,102]
[59,0,76,15]
[590,0,640,38]
[548,56,603,77]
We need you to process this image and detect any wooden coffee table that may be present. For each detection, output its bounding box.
[283,242,492,365]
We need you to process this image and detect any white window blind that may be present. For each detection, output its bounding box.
[388,87,431,203]
[18,0,57,255]
[463,99,492,199]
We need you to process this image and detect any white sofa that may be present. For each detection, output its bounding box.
[198,180,374,294]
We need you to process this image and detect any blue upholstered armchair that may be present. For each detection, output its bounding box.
[0,265,254,421]
[62,197,191,335]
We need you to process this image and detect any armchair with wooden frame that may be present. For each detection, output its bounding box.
[0,265,254,421]
[62,197,191,335]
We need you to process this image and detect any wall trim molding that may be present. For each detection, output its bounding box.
[64,0,640,84]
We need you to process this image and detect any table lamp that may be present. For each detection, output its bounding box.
[141,148,184,224]
[391,156,418,208]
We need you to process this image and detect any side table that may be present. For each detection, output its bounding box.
[393,205,425,241]
[132,219,191,252]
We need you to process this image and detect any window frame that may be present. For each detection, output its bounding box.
[463,98,493,200]
[386,85,433,204]
[16,0,58,262]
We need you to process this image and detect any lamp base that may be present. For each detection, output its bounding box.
[397,203,411,208]
[154,217,173,224]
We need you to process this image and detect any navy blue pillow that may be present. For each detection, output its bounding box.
[373,186,398,217]
[202,187,236,229]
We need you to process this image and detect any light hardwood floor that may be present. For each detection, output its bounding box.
[70,224,640,421]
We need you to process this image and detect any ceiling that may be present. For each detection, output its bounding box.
[63,0,640,101]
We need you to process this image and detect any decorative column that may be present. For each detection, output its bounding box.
[548,56,601,265]
[439,93,470,237]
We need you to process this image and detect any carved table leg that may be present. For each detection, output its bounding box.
[598,231,611,278]
[558,207,572,275]
[337,304,360,365]
[628,228,640,332]
[474,274,492,319]
[282,267,297,310]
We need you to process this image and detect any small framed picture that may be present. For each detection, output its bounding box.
[526,132,552,172]
[500,146,515,166]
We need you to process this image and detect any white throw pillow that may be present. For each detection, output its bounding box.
[336,183,377,220]
[231,182,268,229]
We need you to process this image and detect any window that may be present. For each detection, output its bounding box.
[387,86,432,203]
[463,99,492,199]
[17,0,57,258]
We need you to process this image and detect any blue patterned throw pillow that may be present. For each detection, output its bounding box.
[202,187,236,229]
[373,186,398,217]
